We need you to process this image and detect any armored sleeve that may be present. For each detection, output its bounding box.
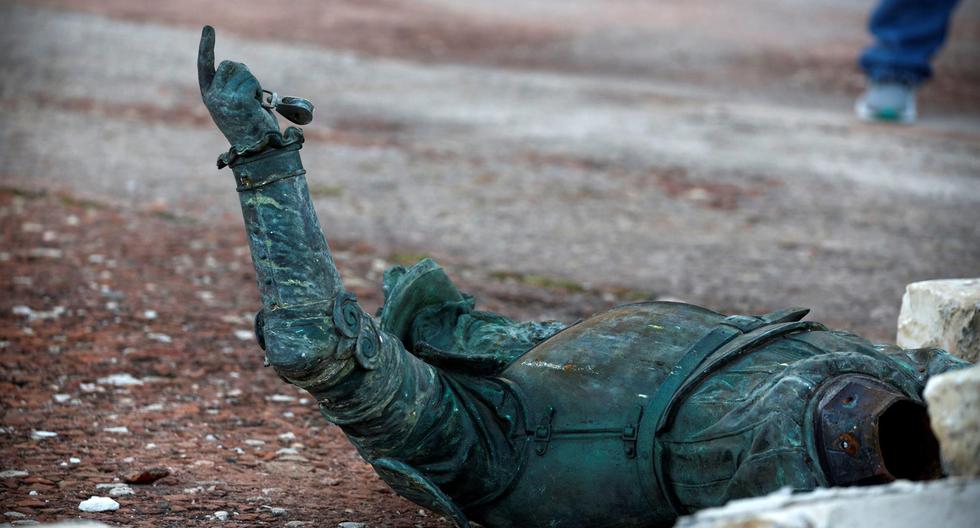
[227,132,524,512]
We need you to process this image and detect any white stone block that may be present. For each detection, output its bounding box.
[676,479,980,528]
[897,278,980,363]
[925,365,980,478]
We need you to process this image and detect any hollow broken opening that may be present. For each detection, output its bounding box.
[878,400,942,481]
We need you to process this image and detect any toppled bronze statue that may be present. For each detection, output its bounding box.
[197,27,968,528]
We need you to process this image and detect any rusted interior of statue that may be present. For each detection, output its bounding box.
[814,375,942,486]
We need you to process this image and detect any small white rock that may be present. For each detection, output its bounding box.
[53,394,71,403]
[0,470,29,479]
[97,373,143,386]
[214,511,229,521]
[142,309,158,320]
[103,426,129,434]
[69,457,81,464]
[28,247,62,259]
[146,332,172,344]
[78,496,119,512]
[28,490,37,496]
[4,511,27,519]
[108,485,134,497]
[338,522,366,528]
[278,432,296,441]
[244,439,265,446]
[31,431,57,440]
[266,395,296,403]
[233,329,253,341]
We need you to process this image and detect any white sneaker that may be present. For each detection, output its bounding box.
[855,81,917,124]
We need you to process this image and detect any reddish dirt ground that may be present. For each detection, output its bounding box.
[0,188,626,526]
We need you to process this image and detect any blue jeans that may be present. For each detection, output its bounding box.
[859,0,961,85]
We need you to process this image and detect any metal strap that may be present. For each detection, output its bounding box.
[531,404,645,458]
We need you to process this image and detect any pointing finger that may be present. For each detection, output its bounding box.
[198,25,216,96]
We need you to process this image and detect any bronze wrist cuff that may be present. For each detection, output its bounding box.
[217,126,305,169]
[229,143,305,192]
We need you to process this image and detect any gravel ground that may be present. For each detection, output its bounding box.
[0,188,625,526]
[0,1,978,526]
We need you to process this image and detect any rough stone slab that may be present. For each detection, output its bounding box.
[675,479,980,528]
[925,365,980,477]
[898,279,980,363]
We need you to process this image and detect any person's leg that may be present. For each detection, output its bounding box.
[859,0,961,84]
[856,0,960,122]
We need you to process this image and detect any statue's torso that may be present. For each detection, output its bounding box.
[476,302,724,527]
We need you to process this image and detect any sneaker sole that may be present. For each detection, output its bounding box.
[855,98,916,124]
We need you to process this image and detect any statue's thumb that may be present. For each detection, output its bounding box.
[198,25,216,96]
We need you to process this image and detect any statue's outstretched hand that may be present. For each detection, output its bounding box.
[198,26,280,150]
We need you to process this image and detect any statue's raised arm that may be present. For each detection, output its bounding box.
[197,26,969,528]
[197,27,539,526]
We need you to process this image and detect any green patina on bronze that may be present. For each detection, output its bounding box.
[197,27,969,528]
